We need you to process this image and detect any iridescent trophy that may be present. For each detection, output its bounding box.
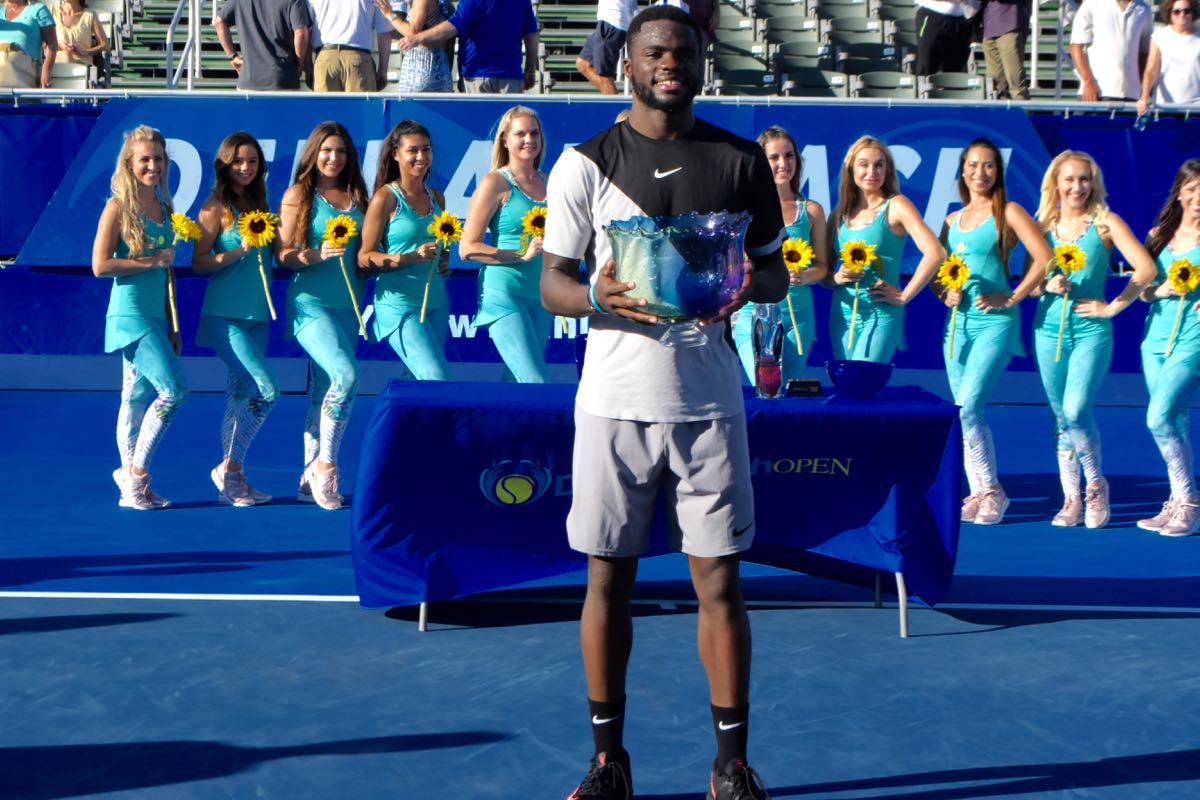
[605,211,750,347]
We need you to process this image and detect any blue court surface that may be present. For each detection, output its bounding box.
[2,389,1198,799]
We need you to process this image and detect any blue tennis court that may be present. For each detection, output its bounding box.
[2,389,1198,799]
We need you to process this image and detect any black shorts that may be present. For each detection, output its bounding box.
[579,21,627,78]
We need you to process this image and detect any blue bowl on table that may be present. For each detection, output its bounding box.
[825,359,892,400]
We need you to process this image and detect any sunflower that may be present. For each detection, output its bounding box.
[521,205,547,239]
[238,210,278,248]
[427,210,464,246]
[323,215,358,248]
[840,239,878,274]
[1168,258,1199,295]
[937,253,970,291]
[782,237,814,274]
[1053,242,1086,274]
[170,213,202,243]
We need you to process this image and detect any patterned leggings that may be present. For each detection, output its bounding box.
[295,307,359,467]
[200,317,278,465]
[117,326,189,471]
[1143,344,1200,499]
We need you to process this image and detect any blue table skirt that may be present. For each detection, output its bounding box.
[351,381,963,608]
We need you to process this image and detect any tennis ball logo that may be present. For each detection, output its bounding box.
[480,459,552,507]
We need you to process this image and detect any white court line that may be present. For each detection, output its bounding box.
[0,591,360,602]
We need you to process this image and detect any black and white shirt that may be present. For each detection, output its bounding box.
[545,118,784,422]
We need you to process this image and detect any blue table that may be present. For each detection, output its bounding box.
[352,382,962,618]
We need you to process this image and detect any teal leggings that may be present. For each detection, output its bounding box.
[479,289,551,384]
[1143,343,1200,498]
[946,322,1012,491]
[117,323,189,471]
[199,317,278,464]
[830,308,900,363]
[1035,330,1111,483]
[382,306,450,381]
[295,307,358,466]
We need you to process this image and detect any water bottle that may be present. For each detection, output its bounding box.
[752,303,784,399]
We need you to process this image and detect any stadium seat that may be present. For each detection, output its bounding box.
[816,0,879,21]
[922,72,992,100]
[829,17,894,45]
[712,68,779,96]
[773,40,836,71]
[852,70,918,97]
[50,62,93,89]
[780,66,850,97]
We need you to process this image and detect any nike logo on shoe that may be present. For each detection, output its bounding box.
[653,167,682,179]
[592,714,622,725]
[717,720,747,731]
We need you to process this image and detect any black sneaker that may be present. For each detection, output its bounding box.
[708,758,770,800]
[566,752,633,799]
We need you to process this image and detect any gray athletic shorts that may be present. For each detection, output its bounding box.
[566,408,756,558]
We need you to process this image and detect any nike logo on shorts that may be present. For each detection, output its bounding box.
[733,523,753,538]
[592,714,622,725]
[718,720,747,731]
[653,167,683,179]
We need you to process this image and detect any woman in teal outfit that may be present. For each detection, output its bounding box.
[460,105,550,383]
[1136,159,1200,537]
[938,139,1051,526]
[193,131,277,508]
[826,136,944,362]
[733,126,828,383]
[1032,150,1156,529]
[277,121,369,512]
[92,125,187,511]
[360,119,451,381]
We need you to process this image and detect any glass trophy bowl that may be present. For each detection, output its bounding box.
[605,211,750,346]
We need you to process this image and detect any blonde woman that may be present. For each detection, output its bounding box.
[460,106,549,383]
[91,126,187,510]
[1032,151,1156,528]
[826,135,944,363]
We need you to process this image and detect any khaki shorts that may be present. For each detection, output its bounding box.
[0,45,38,89]
[314,47,376,92]
[567,409,756,558]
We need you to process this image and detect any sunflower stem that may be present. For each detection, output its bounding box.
[257,250,277,321]
[1166,295,1186,358]
[166,264,180,335]
[420,243,441,325]
[948,305,957,360]
[848,281,860,354]
[786,294,801,356]
[1055,289,1069,362]
[339,255,367,339]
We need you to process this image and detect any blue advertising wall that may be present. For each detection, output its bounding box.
[2,96,1197,373]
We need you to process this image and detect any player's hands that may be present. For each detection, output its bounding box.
[593,259,657,324]
[704,259,753,325]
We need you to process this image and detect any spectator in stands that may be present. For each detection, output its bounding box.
[215,0,311,91]
[399,0,540,93]
[0,0,57,88]
[981,0,1030,99]
[914,0,980,76]
[576,0,639,94]
[374,0,454,92]
[1137,0,1200,115]
[1069,0,1152,102]
[307,0,391,91]
[51,0,110,69]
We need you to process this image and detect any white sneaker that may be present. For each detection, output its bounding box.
[1083,479,1110,529]
[303,462,343,511]
[298,469,342,504]
[1137,498,1177,531]
[1159,496,1200,537]
[974,486,1009,526]
[115,467,168,511]
[212,465,255,508]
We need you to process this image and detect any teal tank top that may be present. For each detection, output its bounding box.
[287,192,366,313]
[200,210,273,321]
[833,198,905,317]
[1143,242,1200,355]
[106,205,172,320]
[373,183,447,310]
[946,213,1022,355]
[104,202,172,353]
[480,167,545,301]
[1034,221,1112,340]
[742,201,815,336]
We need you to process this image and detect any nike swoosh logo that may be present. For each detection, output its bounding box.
[592,714,622,725]
[733,523,753,538]
[718,720,747,731]
[653,167,682,179]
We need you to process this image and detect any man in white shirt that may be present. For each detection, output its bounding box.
[307,0,391,91]
[1069,0,1153,101]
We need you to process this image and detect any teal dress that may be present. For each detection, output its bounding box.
[472,167,551,384]
[198,213,273,325]
[733,201,816,382]
[104,207,173,353]
[370,183,450,381]
[1033,220,1114,478]
[1143,242,1200,356]
[830,199,907,363]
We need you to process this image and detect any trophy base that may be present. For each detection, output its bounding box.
[658,321,709,348]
